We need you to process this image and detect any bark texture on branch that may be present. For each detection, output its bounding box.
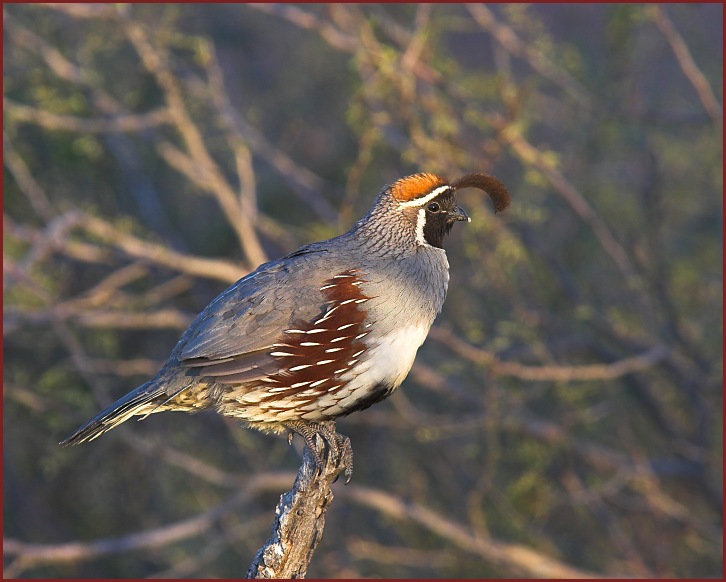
[246,430,345,578]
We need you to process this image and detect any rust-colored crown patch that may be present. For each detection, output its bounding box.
[390,172,448,203]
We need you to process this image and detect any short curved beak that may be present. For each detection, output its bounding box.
[448,205,471,223]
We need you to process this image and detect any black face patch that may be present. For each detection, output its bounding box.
[422,190,459,248]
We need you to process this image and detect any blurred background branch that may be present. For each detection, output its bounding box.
[649,5,722,125]
[3,3,722,578]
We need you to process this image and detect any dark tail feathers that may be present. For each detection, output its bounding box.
[60,379,167,446]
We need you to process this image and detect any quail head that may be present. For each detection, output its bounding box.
[61,172,510,481]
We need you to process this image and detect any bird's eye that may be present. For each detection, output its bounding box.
[427,202,440,213]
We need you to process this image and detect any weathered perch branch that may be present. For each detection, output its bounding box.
[246,429,347,578]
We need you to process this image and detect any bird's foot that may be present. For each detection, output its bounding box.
[284,420,353,484]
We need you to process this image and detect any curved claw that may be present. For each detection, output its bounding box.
[283,420,354,483]
[338,434,354,484]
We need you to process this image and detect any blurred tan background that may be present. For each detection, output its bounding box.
[3,3,722,578]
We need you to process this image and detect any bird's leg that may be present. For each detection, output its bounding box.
[283,420,353,483]
[335,431,354,484]
[284,420,326,471]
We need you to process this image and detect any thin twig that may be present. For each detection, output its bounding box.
[5,99,171,133]
[341,485,603,579]
[80,214,243,284]
[3,473,292,576]
[200,40,339,223]
[348,539,458,569]
[467,4,592,109]
[115,5,266,267]
[650,5,722,124]
[428,327,668,381]
[33,3,115,19]
[5,306,192,332]
[247,3,357,52]
[3,133,54,222]
[6,211,240,284]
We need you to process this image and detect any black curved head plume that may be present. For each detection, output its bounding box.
[450,173,511,215]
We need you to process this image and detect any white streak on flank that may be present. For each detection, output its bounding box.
[355,333,368,339]
[309,378,328,388]
[291,381,312,388]
[325,347,344,353]
[334,368,348,375]
[319,284,336,290]
[271,351,294,357]
[398,185,451,208]
[330,336,349,343]
[306,328,328,334]
[284,329,306,334]
[337,323,355,330]
[333,273,355,278]
[317,359,335,365]
[339,299,356,305]
[289,364,312,371]
[352,349,365,357]
[300,342,321,346]
[318,305,340,320]
[354,298,369,304]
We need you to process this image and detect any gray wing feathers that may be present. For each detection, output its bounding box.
[61,246,345,446]
[181,349,279,384]
[175,253,334,373]
[179,291,285,362]
[177,264,283,362]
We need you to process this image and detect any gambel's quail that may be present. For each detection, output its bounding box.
[61,172,510,481]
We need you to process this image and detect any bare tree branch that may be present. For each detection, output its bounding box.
[87,357,162,377]
[467,4,593,109]
[3,133,54,222]
[247,433,348,578]
[3,473,292,577]
[5,307,192,331]
[4,11,90,84]
[650,5,722,124]
[114,5,267,268]
[489,113,645,283]
[246,3,358,52]
[33,3,115,19]
[5,211,243,284]
[198,40,339,223]
[348,539,458,569]
[428,327,668,381]
[341,485,604,579]
[80,214,244,284]
[5,99,171,133]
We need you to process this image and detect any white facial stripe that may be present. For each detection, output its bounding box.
[415,207,431,247]
[398,185,451,208]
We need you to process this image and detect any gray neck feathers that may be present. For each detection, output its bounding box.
[345,190,450,317]
[347,191,418,258]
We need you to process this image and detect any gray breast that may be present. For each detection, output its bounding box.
[357,246,450,339]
